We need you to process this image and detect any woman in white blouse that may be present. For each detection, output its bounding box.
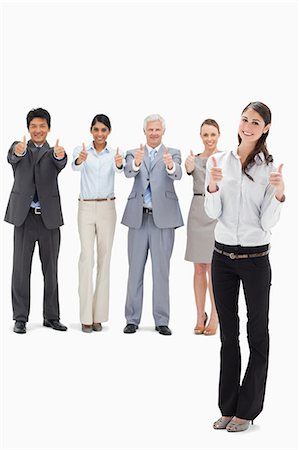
[72,114,124,332]
[205,102,285,432]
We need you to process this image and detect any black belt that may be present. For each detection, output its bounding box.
[143,207,153,214]
[214,241,270,260]
[30,207,41,215]
[194,193,205,196]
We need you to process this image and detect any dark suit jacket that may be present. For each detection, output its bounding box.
[4,140,67,229]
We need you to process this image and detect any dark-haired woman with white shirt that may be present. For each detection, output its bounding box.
[205,102,285,432]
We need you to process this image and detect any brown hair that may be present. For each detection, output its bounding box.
[239,101,273,181]
[200,118,220,133]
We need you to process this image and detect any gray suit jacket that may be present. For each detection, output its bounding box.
[121,144,184,229]
[4,140,67,229]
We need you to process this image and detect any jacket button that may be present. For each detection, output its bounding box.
[147,178,149,181]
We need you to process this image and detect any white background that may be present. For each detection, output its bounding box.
[0,1,298,449]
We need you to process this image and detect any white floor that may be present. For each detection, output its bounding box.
[1,249,298,450]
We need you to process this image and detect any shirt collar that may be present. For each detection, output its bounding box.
[232,148,265,164]
[146,143,162,153]
[87,141,111,153]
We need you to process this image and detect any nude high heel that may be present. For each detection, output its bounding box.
[213,416,233,429]
[226,418,253,432]
[194,312,208,334]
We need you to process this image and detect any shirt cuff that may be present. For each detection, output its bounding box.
[166,162,176,175]
[53,152,65,160]
[132,159,141,171]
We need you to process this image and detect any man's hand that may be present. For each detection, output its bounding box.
[163,147,173,170]
[134,144,144,167]
[14,136,27,156]
[54,139,65,159]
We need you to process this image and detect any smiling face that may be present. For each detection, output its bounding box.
[28,118,50,145]
[238,107,270,144]
[144,120,165,148]
[200,124,220,152]
[90,121,111,148]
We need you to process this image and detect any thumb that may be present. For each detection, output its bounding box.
[164,147,169,154]
[116,147,119,155]
[82,142,86,152]
[55,138,59,148]
[140,144,144,152]
[278,163,283,174]
[190,150,194,157]
[22,135,27,147]
[212,156,217,167]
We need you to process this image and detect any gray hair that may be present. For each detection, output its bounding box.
[143,114,166,131]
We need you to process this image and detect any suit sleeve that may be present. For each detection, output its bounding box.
[51,149,68,172]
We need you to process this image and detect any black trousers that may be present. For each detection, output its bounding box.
[12,209,61,322]
[212,242,272,420]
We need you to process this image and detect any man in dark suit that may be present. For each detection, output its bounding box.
[5,108,68,333]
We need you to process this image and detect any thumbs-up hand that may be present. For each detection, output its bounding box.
[15,136,27,156]
[54,139,65,159]
[208,156,222,193]
[185,150,195,173]
[134,144,144,167]
[114,147,123,169]
[163,147,174,170]
[269,163,285,201]
[76,143,88,165]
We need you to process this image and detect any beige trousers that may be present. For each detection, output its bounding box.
[78,200,116,325]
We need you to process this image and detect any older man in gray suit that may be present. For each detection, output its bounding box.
[121,114,183,335]
[5,108,67,334]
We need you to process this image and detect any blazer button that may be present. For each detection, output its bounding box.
[147,178,149,181]
[141,194,143,197]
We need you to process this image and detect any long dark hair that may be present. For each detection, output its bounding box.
[238,101,273,181]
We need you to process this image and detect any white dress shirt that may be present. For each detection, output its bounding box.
[204,149,284,246]
[72,142,124,199]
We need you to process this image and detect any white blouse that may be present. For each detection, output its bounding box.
[204,148,284,246]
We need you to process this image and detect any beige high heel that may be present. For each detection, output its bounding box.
[213,416,233,429]
[194,312,208,334]
[226,418,253,432]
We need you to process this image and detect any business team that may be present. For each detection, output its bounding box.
[4,104,285,431]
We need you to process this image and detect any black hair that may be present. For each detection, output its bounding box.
[238,101,273,181]
[26,108,51,129]
[90,114,111,130]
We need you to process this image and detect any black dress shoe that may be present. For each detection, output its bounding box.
[43,319,67,331]
[14,321,26,334]
[123,323,138,333]
[155,325,172,335]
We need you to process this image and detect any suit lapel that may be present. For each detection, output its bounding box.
[143,146,150,173]
[151,144,164,171]
[36,141,50,163]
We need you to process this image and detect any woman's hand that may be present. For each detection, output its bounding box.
[269,163,285,201]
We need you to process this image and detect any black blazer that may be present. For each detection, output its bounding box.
[4,140,67,229]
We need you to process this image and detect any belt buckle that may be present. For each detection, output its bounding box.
[34,207,41,215]
[229,252,236,260]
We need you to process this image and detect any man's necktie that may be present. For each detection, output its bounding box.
[33,146,41,203]
[143,149,156,205]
